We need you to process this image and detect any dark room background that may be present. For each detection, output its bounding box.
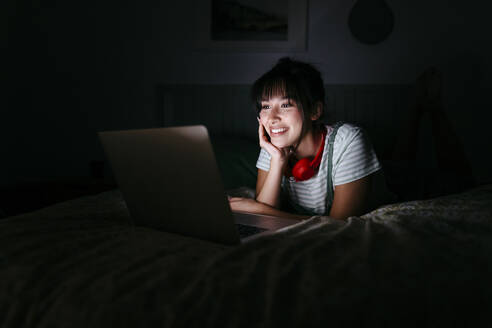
[2,0,491,191]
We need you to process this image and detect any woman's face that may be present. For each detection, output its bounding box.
[259,96,304,149]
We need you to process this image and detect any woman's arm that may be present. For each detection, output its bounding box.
[255,121,290,208]
[329,174,372,220]
[227,121,290,214]
[229,197,309,220]
[231,173,374,220]
[255,168,284,208]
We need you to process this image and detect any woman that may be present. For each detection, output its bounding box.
[229,58,381,220]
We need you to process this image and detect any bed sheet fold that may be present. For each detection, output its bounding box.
[1,185,492,327]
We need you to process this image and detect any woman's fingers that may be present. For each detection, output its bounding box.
[258,119,277,151]
[257,118,291,166]
[258,119,272,147]
[261,138,280,157]
[258,118,268,143]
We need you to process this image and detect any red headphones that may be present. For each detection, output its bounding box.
[291,129,326,182]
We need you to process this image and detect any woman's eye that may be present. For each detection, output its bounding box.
[261,105,270,110]
[281,103,292,109]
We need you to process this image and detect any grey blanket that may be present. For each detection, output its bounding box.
[1,185,492,327]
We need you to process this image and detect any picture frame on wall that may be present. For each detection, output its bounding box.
[194,0,308,52]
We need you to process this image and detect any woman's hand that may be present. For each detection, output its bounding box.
[255,119,291,208]
[228,197,263,214]
[228,196,308,220]
[258,118,291,168]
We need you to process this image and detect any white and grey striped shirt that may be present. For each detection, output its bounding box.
[256,123,381,215]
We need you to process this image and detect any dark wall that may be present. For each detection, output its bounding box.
[4,0,168,186]
[3,0,492,189]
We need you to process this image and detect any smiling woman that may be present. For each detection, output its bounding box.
[229,58,382,220]
[258,96,304,150]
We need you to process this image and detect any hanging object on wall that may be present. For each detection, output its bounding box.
[348,0,394,45]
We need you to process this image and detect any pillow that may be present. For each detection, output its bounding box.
[210,136,259,190]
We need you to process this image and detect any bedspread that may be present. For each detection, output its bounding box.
[1,185,492,327]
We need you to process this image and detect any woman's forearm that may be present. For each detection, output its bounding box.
[257,204,309,220]
[244,200,309,220]
[256,164,284,208]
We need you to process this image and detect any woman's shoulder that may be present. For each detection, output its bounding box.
[326,122,364,144]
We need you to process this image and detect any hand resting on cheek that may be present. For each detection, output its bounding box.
[257,118,292,169]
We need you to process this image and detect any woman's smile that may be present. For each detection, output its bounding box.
[259,96,303,148]
[270,127,289,136]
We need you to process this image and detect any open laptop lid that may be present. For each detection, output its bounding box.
[98,125,240,245]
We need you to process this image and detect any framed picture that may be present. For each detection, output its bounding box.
[194,0,308,52]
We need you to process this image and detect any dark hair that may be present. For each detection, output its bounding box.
[251,57,326,138]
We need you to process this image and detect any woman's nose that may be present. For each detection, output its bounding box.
[266,106,281,120]
[265,114,279,126]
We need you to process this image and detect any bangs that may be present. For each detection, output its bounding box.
[252,76,302,112]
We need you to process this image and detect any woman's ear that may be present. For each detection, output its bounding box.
[310,102,323,121]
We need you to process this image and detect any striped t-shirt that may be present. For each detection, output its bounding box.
[256,123,381,215]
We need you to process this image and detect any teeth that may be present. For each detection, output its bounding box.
[271,128,287,133]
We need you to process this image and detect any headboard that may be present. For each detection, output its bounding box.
[155,84,413,159]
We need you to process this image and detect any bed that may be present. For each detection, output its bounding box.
[2,84,491,327]
[2,179,492,327]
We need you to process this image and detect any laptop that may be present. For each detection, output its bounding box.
[98,125,299,245]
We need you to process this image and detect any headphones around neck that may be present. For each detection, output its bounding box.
[291,129,327,182]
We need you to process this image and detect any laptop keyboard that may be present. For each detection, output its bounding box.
[235,223,268,239]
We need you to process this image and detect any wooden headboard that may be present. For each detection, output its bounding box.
[155,84,413,158]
